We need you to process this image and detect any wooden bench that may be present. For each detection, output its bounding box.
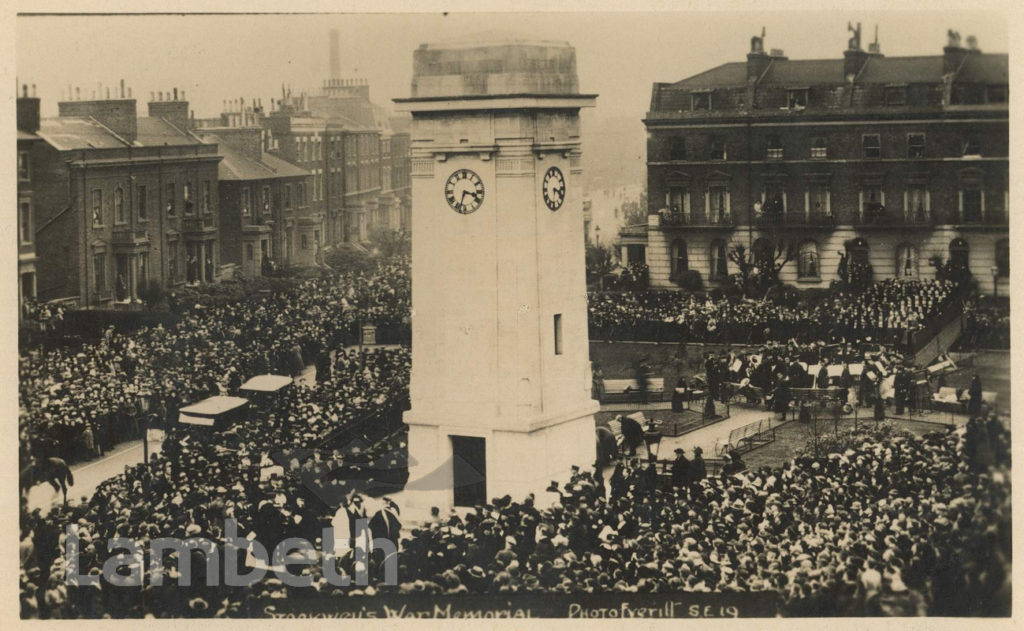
[601,378,666,404]
[717,418,777,456]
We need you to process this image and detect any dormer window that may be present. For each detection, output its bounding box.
[787,89,808,109]
[986,85,1008,104]
[884,86,907,106]
[692,91,711,111]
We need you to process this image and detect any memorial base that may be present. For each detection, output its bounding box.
[395,402,598,517]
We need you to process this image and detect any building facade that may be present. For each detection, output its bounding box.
[17,87,41,310]
[31,89,222,307]
[197,127,315,277]
[638,27,1008,294]
[261,80,412,250]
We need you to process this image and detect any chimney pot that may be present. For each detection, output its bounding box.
[22,84,27,98]
[128,87,132,98]
[173,87,178,100]
[76,87,80,100]
[181,90,185,100]
[120,78,125,98]
[32,84,36,97]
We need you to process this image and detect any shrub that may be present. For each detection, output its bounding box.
[798,422,915,458]
[675,269,704,292]
[137,279,168,310]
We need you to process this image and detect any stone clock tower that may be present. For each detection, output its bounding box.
[396,39,598,510]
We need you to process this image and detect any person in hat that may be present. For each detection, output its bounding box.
[689,446,706,485]
[670,448,690,489]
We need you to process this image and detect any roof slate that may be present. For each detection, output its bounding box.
[38,117,126,150]
[202,133,309,181]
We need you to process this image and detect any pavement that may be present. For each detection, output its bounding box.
[25,429,165,515]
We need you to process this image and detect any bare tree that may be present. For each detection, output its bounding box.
[727,240,797,296]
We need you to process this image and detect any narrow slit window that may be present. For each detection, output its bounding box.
[553,314,563,355]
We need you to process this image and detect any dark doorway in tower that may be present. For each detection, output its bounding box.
[451,436,486,507]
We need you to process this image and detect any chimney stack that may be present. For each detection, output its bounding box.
[747,27,771,83]
[17,83,41,133]
[148,89,190,131]
[843,22,870,80]
[120,79,124,98]
[943,29,978,75]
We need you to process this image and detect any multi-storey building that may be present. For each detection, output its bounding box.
[17,86,42,310]
[637,27,1008,294]
[31,87,222,307]
[262,77,411,249]
[196,126,315,277]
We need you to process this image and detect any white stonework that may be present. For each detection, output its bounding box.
[397,40,598,512]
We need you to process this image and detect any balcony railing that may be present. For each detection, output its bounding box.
[855,209,934,228]
[182,216,215,233]
[111,226,149,244]
[755,211,835,228]
[657,209,735,229]
[957,209,1008,227]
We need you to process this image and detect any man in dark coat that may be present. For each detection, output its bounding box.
[368,497,402,568]
[619,415,644,457]
[689,446,706,484]
[670,448,690,489]
[968,374,983,416]
[771,378,792,420]
[816,360,831,389]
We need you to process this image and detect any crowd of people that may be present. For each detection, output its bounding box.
[587,279,958,346]
[18,247,1010,618]
[18,257,412,468]
[21,343,411,618]
[394,418,1009,615]
[961,298,1011,350]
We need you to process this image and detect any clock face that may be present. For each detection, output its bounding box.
[444,169,485,214]
[543,166,566,211]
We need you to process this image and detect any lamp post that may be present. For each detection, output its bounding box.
[991,266,1000,298]
[136,388,151,465]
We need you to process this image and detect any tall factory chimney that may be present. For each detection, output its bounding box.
[329,28,341,80]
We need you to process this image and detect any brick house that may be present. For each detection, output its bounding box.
[637,27,1008,294]
[196,127,315,276]
[17,87,42,311]
[32,89,222,307]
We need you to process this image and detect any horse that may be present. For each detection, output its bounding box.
[20,457,75,505]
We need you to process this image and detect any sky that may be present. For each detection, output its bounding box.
[15,10,1009,123]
